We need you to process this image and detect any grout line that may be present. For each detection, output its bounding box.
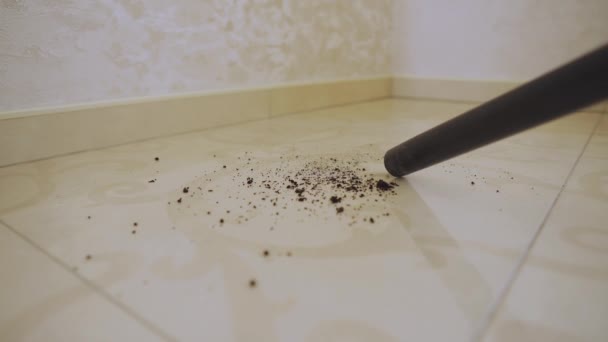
[0,220,177,342]
[471,114,603,342]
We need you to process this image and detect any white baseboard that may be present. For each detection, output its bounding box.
[0,77,391,167]
[392,76,607,113]
[2,75,604,167]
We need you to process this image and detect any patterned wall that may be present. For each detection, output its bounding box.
[0,0,392,111]
[392,0,608,81]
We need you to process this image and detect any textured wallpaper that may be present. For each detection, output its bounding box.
[0,0,392,112]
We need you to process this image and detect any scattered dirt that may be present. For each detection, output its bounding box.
[85,254,92,261]
[98,152,527,289]
[172,152,402,229]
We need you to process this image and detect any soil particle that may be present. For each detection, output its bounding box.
[330,196,342,204]
[376,180,394,191]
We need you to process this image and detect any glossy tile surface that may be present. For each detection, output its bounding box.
[0,223,165,342]
[0,99,603,341]
[483,115,608,342]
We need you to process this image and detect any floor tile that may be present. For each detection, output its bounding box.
[0,222,166,342]
[483,116,608,342]
[0,99,600,341]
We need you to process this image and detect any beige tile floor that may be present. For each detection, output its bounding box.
[0,99,605,342]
